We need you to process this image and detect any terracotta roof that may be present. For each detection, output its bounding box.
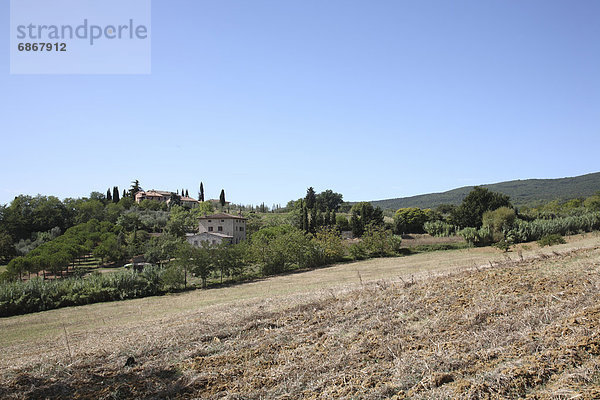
[199,213,246,220]
[144,190,172,196]
[181,197,199,202]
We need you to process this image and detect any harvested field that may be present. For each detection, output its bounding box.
[1,234,600,399]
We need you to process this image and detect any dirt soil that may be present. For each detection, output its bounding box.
[2,245,600,399]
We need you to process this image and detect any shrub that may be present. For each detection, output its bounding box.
[537,234,566,247]
[482,207,516,242]
[0,265,184,317]
[349,242,368,260]
[423,221,456,237]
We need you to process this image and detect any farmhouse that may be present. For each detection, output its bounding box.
[186,213,247,246]
[134,190,199,208]
[207,198,231,208]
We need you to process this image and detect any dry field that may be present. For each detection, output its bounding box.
[1,234,600,399]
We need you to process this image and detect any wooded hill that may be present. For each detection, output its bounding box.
[370,172,600,210]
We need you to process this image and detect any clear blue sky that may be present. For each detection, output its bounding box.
[2,0,599,206]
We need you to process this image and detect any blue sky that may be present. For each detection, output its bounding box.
[2,0,599,206]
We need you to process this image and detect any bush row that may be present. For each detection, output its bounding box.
[0,266,173,317]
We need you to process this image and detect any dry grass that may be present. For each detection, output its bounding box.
[1,233,599,399]
[400,233,466,248]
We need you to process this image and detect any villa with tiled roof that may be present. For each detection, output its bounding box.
[186,213,247,246]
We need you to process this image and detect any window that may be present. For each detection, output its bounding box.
[218,226,223,232]
[221,219,225,222]
[239,226,244,232]
[208,227,213,232]
[208,220,212,222]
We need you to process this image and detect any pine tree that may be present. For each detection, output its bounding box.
[199,182,204,202]
[113,186,120,203]
[130,179,142,198]
[107,188,112,202]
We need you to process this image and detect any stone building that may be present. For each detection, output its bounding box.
[185,213,247,246]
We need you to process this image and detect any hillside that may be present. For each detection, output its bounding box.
[370,172,600,210]
[1,235,599,399]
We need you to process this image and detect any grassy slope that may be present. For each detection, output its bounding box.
[1,233,600,399]
[370,171,600,209]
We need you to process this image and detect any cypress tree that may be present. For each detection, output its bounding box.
[122,189,127,199]
[316,209,323,229]
[219,189,226,208]
[113,186,120,203]
[305,187,316,210]
[325,209,331,226]
[107,189,112,202]
[199,182,205,202]
[331,210,337,229]
[185,189,189,198]
[303,206,309,233]
[310,206,317,233]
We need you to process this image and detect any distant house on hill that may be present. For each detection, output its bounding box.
[186,213,247,246]
[208,198,231,208]
[134,190,199,208]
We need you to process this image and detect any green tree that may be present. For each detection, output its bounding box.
[2,195,69,241]
[177,241,213,288]
[451,187,512,228]
[313,228,345,264]
[0,232,16,263]
[249,226,314,275]
[199,182,205,202]
[361,226,402,257]
[219,189,226,208]
[315,190,343,211]
[336,214,350,231]
[393,208,429,234]
[305,187,316,210]
[302,206,309,233]
[166,205,195,237]
[113,186,120,203]
[106,188,112,202]
[169,192,182,209]
[350,202,384,237]
[482,206,516,243]
[73,199,105,224]
[7,256,27,280]
[130,180,142,198]
[213,243,246,283]
[309,206,317,233]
